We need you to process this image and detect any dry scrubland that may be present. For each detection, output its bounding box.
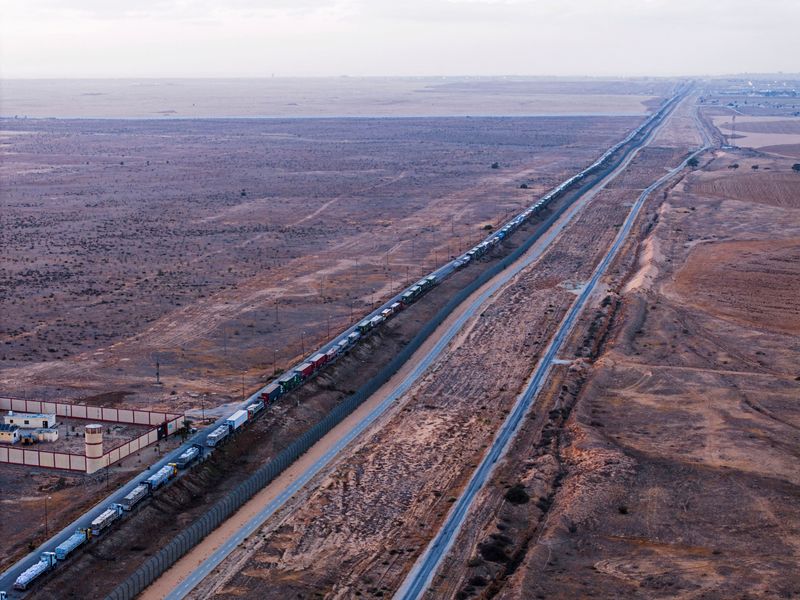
[1,78,663,119]
[0,113,640,411]
[0,79,671,575]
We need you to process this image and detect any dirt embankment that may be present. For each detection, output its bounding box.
[435,144,800,597]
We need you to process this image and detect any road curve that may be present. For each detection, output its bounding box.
[395,106,709,600]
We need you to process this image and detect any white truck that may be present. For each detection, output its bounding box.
[225,409,248,431]
[14,552,57,590]
[90,504,124,536]
[119,483,149,511]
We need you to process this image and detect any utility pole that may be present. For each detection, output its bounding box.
[272,349,277,375]
[301,331,306,355]
[155,359,160,385]
[44,495,51,537]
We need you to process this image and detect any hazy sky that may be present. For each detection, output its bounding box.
[1,0,798,78]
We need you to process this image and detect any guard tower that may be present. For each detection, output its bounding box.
[84,424,105,474]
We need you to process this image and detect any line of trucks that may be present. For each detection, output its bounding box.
[3,92,684,598]
[11,447,204,591]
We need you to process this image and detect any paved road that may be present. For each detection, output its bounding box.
[0,88,685,597]
[160,89,691,598]
[395,102,709,600]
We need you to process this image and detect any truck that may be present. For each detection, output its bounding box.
[356,320,371,334]
[55,529,91,560]
[260,382,282,404]
[277,371,302,392]
[310,353,327,370]
[145,463,177,491]
[14,552,57,590]
[295,362,315,379]
[119,483,149,511]
[225,409,248,432]
[206,424,229,447]
[347,331,361,345]
[325,347,338,363]
[246,400,265,419]
[175,444,202,469]
[90,504,124,536]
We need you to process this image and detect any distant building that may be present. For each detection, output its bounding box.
[3,411,56,429]
[19,428,59,444]
[0,423,20,444]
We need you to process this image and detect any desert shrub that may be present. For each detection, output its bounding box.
[504,483,530,505]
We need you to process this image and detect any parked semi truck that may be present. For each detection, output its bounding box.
[175,444,202,469]
[90,504,124,536]
[206,424,229,447]
[120,483,149,511]
[146,463,178,490]
[225,409,248,431]
[55,529,91,560]
[14,552,57,590]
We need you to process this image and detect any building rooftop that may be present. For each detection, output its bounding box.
[0,423,20,432]
[5,412,57,419]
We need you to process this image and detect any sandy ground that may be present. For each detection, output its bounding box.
[424,99,800,599]
[0,113,638,414]
[713,115,800,155]
[0,78,667,119]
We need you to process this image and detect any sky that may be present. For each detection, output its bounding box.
[1,0,798,78]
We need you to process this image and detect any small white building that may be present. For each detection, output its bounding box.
[0,423,20,444]
[19,428,59,444]
[3,411,57,429]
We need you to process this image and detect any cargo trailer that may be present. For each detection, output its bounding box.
[295,362,315,379]
[325,347,338,362]
[261,382,282,404]
[277,371,302,392]
[14,552,57,590]
[381,308,393,319]
[120,483,149,510]
[55,529,90,560]
[390,302,402,313]
[90,504,123,536]
[356,320,371,334]
[347,331,361,344]
[310,353,327,369]
[246,400,265,419]
[175,445,202,468]
[225,410,248,431]
[146,464,177,490]
[206,424,229,447]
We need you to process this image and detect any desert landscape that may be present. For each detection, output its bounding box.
[0,79,671,581]
[2,7,799,596]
